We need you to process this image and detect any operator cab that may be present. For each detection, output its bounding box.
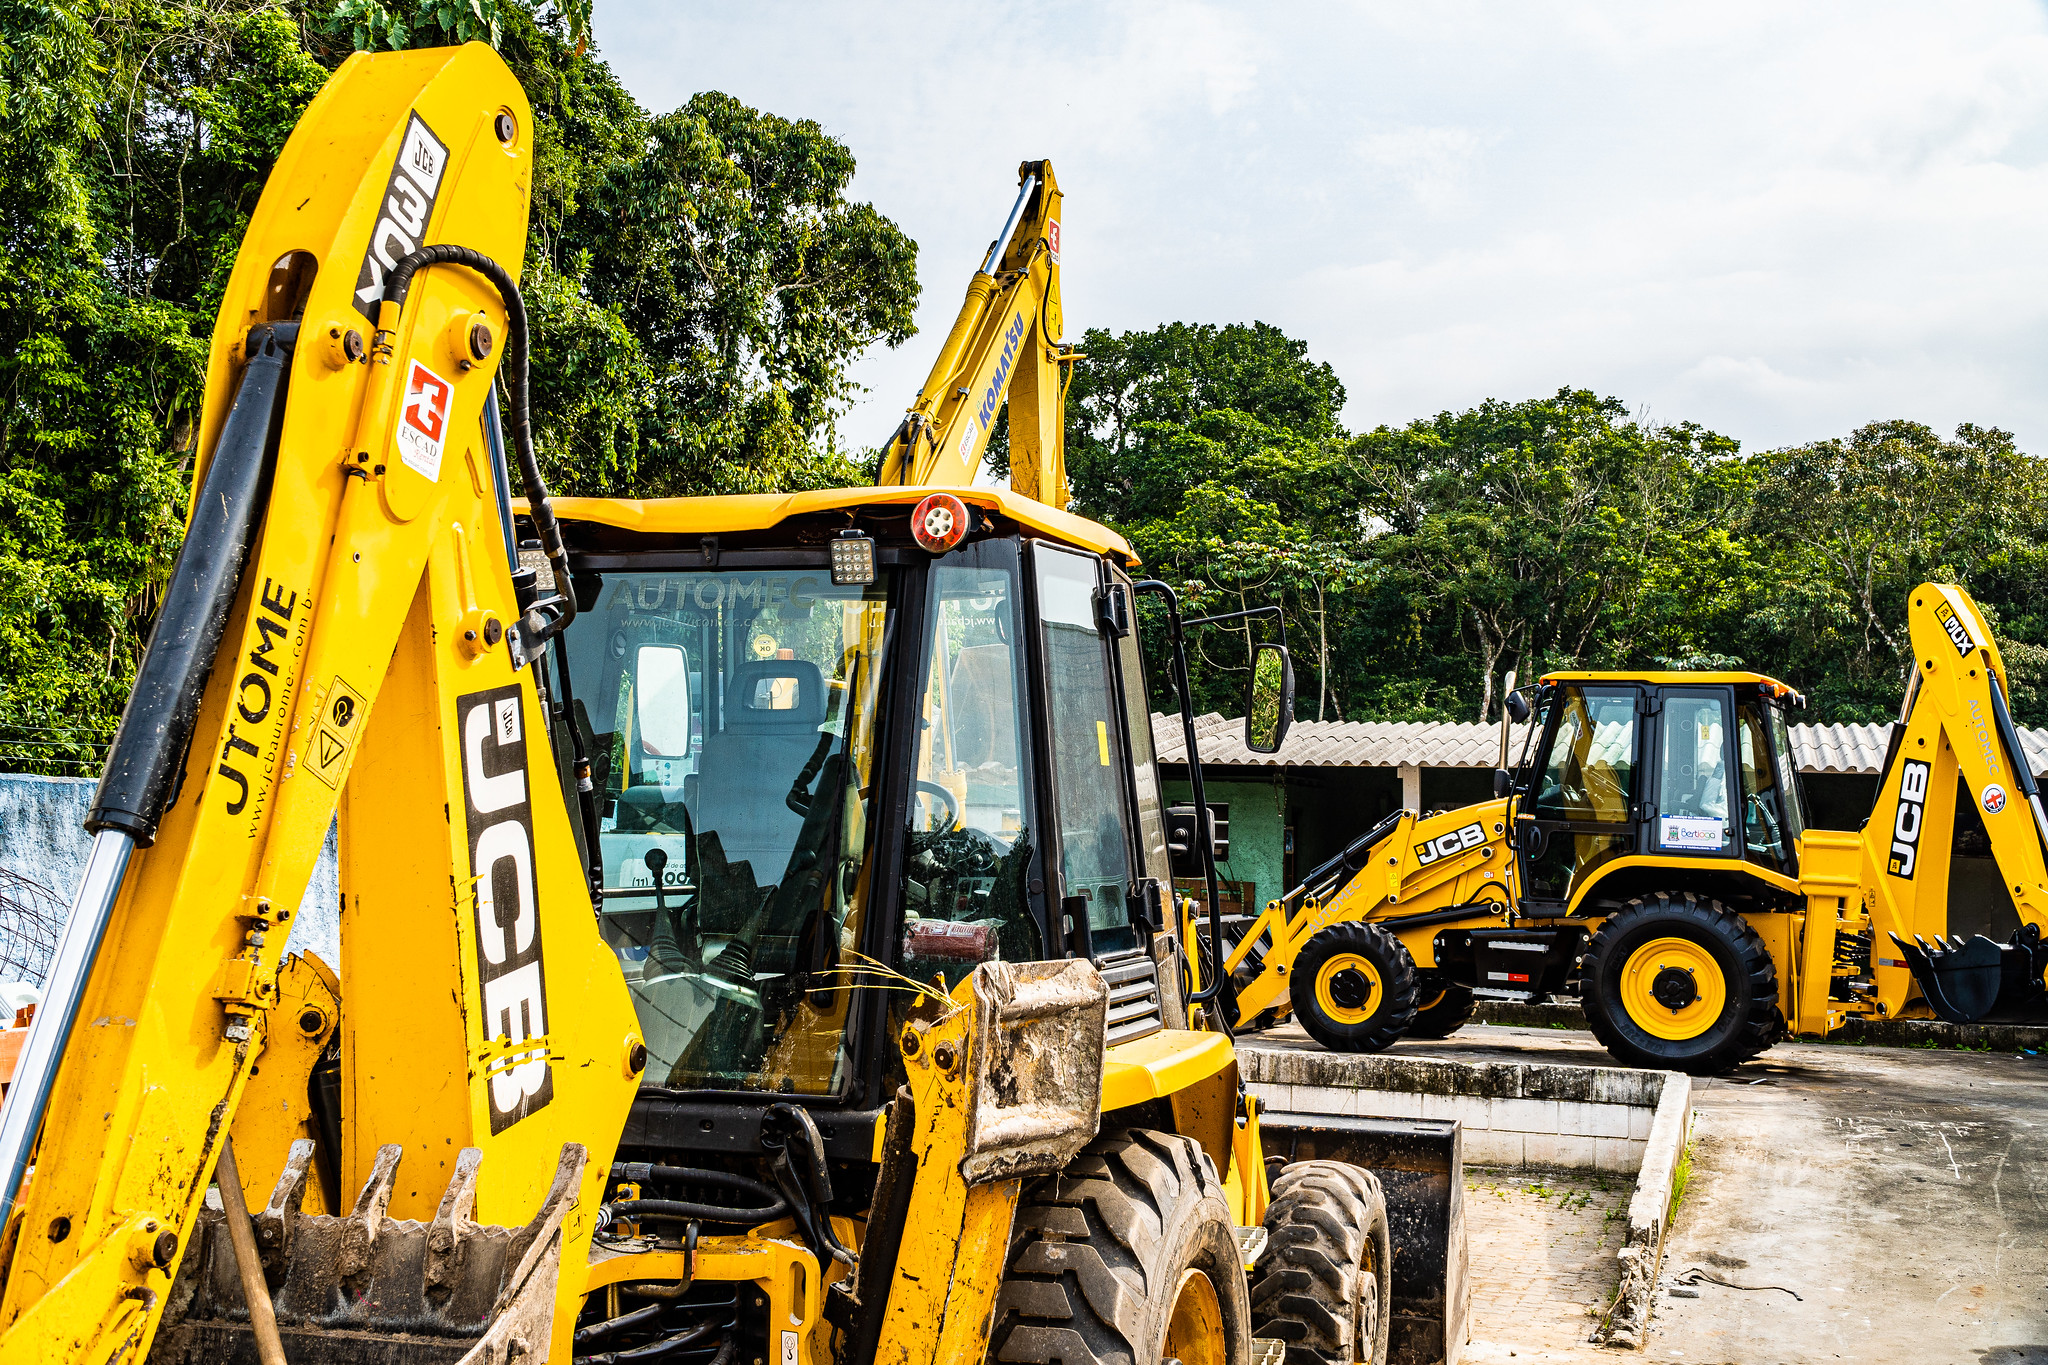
[537,489,1185,1156]
[1508,671,1809,913]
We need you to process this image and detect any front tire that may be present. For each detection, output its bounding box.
[988,1128,1252,1365]
[1251,1161,1393,1365]
[1582,892,1778,1073]
[1289,922,1419,1053]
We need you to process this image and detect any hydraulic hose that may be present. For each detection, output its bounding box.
[380,244,576,651]
[382,245,603,881]
[603,1164,788,1227]
[604,1195,787,1228]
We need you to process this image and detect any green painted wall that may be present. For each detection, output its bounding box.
[1162,775,1289,912]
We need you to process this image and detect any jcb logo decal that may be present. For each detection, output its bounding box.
[1417,821,1487,867]
[459,685,553,1133]
[1934,601,1973,655]
[352,114,448,321]
[1888,758,1930,879]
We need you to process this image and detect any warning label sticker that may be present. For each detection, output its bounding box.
[307,676,368,788]
[396,359,453,483]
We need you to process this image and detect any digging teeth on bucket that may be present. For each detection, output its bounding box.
[150,1140,586,1365]
[1891,923,2048,1024]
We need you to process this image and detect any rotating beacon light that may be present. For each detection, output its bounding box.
[911,492,971,554]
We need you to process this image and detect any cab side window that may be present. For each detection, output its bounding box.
[1655,693,1732,855]
[1035,545,1137,956]
[1737,699,1791,871]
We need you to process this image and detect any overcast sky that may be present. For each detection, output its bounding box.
[595,2,2048,456]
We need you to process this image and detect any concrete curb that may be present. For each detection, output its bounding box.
[1593,1073,1691,1351]
[1470,1000,2048,1052]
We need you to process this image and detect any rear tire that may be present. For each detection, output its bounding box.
[1582,892,1778,1074]
[1404,977,1476,1040]
[1250,1161,1393,1365]
[988,1128,1252,1365]
[1289,922,1418,1053]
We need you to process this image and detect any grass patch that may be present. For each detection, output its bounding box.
[1666,1137,1697,1224]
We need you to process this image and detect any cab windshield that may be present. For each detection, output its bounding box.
[562,568,893,1094]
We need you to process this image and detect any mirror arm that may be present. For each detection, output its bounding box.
[1134,580,1234,1028]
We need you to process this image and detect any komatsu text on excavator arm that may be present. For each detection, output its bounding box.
[876,162,1073,505]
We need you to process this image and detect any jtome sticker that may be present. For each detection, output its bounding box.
[1983,784,2008,815]
[353,113,449,320]
[459,684,553,1133]
[396,360,453,482]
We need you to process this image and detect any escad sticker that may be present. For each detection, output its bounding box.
[1983,784,2007,815]
[396,359,452,482]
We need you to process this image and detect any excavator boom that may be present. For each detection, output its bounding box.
[876,161,1071,504]
[0,45,640,1363]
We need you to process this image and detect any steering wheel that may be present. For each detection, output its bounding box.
[913,780,961,832]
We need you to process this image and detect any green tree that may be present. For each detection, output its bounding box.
[1740,420,2047,720]
[1065,321,1346,524]
[1352,391,1742,721]
[0,0,920,775]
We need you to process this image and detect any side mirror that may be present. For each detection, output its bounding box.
[1493,767,1513,799]
[634,643,692,757]
[1505,690,1532,724]
[1246,643,1294,754]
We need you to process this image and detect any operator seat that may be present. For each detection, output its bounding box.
[689,659,828,929]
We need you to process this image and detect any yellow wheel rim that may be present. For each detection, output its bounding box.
[1620,936,1727,1040]
[1313,953,1384,1025]
[1418,988,1447,1012]
[1162,1267,1227,1365]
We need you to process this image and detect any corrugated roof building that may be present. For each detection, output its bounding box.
[1151,712,2048,918]
[1153,712,2048,781]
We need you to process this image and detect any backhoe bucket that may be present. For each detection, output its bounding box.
[1892,924,2048,1023]
[149,1141,586,1365]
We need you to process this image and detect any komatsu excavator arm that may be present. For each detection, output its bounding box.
[875,161,1074,505]
[0,45,640,1363]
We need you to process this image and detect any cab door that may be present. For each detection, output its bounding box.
[1027,542,1167,1042]
[1648,686,1739,863]
[1517,684,1641,911]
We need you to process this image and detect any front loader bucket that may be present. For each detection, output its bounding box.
[149,1141,585,1365]
[1892,924,2048,1023]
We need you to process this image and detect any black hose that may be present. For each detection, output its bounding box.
[578,1314,731,1364]
[608,1197,784,1227]
[610,1164,785,1206]
[575,1300,665,1346]
[380,244,576,650]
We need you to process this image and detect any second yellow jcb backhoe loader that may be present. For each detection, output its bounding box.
[1210,590,2048,1074]
[0,43,1463,1365]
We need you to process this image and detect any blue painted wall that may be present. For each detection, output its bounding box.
[0,774,339,984]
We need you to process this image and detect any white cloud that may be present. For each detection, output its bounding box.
[594,0,2048,455]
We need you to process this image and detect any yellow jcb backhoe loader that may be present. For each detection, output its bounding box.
[1210,591,2048,1074]
[0,44,1466,1365]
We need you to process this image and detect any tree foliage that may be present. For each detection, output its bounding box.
[1066,325,2048,728]
[0,0,917,774]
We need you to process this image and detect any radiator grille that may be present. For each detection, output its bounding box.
[1098,946,1165,1047]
